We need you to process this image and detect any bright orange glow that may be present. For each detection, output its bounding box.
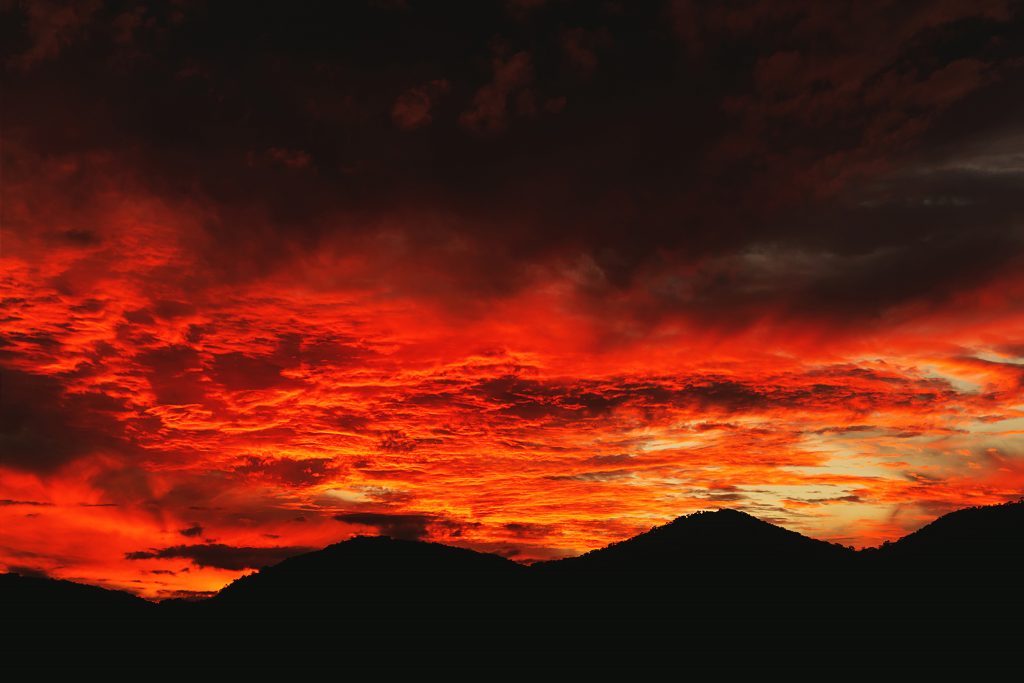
[3,1,1024,600]
[2,158,1022,598]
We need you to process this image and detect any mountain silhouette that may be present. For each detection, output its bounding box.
[871,499,1024,566]
[2,572,152,617]
[220,535,518,588]
[5,500,1022,675]
[3,573,154,672]
[538,508,853,571]
[208,535,523,613]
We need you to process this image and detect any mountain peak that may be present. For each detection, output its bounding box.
[875,498,1024,565]
[665,506,759,524]
[212,532,522,607]
[542,506,851,571]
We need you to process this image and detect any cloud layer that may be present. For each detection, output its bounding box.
[1,0,1023,597]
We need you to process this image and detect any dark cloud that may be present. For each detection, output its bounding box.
[0,368,136,472]
[3,0,1020,327]
[123,309,155,325]
[465,370,959,425]
[125,544,314,570]
[89,466,154,504]
[376,430,419,453]
[58,228,100,245]
[503,522,556,538]
[264,147,312,170]
[0,500,53,507]
[6,565,50,579]
[392,79,450,130]
[546,470,635,483]
[704,493,748,502]
[178,525,203,538]
[135,345,205,406]
[811,425,878,435]
[583,454,636,466]
[233,456,338,486]
[459,49,535,133]
[785,495,863,505]
[273,333,372,368]
[151,300,196,320]
[334,512,435,540]
[7,0,103,69]
[561,27,611,77]
[208,352,292,391]
[154,588,219,601]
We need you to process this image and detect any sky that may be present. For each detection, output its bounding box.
[2,0,1023,600]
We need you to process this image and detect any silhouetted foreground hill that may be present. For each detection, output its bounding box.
[4,501,1022,675]
[536,507,854,571]
[870,499,1024,566]
[2,572,152,617]
[213,535,522,607]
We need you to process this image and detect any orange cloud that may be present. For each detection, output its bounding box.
[3,168,1022,597]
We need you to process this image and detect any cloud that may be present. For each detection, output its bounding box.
[503,522,556,538]
[125,544,314,571]
[8,0,102,69]
[546,470,635,483]
[233,456,338,486]
[265,147,312,170]
[6,565,50,579]
[333,511,482,541]
[334,513,435,540]
[392,79,450,130]
[2,0,1024,598]
[135,345,206,406]
[208,352,293,391]
[459,50,533,133]
[376,430,419,453]
[561,27,610,76]
[0,368,137,472]
[155,589,219,601]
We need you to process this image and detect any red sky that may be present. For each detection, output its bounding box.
[2,0,1024,599]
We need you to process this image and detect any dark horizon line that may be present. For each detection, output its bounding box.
[312,496,1024,559]
[7,497,1022,602]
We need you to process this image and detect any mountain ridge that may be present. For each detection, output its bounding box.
[4,499,1021,675]
[5,499,1023,601]
[534,507,854,571]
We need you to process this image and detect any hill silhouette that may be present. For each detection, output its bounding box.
[4,501,1022,675]
[2,573,155,671]
[202,534,525,630]
[537,507,853,571]
[2,572,152,617]
[871,499,1024,566]
[214,535,522,605]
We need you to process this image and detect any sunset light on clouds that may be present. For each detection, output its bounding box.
[2,0,1023,599]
